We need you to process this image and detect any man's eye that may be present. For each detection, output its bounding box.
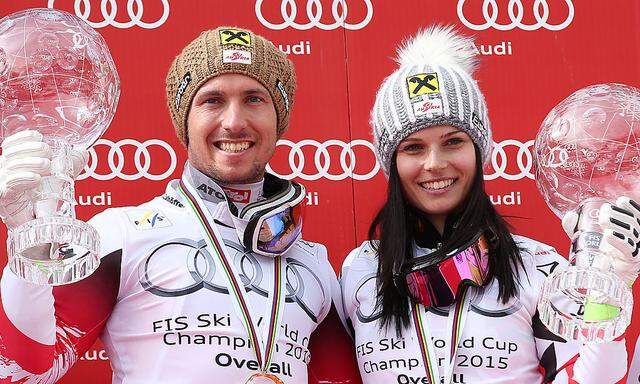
[248,96,264,103]
[204,98,221,104]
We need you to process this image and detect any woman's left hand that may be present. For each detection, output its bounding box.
[598,197,640,286]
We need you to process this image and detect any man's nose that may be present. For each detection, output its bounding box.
[220,101,248,132]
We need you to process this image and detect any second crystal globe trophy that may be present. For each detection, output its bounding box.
[535,83,640,342]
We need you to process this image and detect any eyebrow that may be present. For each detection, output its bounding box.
[243,88,269,95]
[401,129,465,142]
[196,88,269,97]
[441,129,464,138]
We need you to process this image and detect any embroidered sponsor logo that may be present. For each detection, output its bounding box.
[219,29,252,46]
[162,194,184,208]
[276,80,290,112]
[536,261,560,277]
[222,49,252,64]
[127,209,171,230]
[197,183,226,201]
[406,73,440,98]
[175,72,191,110]
[472,112,485,132]
[222,187,251,204]
[412,98,444,118]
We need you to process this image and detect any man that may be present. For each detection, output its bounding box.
[0,27,337,384]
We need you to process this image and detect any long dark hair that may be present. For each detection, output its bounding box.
[368,146,525,335]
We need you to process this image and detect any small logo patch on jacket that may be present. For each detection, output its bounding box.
[126,209,172,230]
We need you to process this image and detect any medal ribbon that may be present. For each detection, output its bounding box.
[178,176,285,374]
[412,287,470,384]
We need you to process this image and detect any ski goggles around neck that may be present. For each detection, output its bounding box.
[231,179,306,257]
[395,231,490,308]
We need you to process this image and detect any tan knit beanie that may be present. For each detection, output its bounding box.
[166,27,296,146]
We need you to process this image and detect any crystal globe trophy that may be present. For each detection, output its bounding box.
[0,9,119,285]
[535,83,639,342]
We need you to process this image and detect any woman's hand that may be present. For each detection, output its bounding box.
[562,197,640,286]
[598,197,640,285]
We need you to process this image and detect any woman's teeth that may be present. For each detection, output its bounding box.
[420,179,455,190]
[218,142,251,153]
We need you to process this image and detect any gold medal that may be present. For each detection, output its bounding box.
[245,373,284,384]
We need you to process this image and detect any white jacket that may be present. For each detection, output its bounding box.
[0,165,337,384]
[340,235,627,383]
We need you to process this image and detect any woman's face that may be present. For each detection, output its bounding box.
[395,125,477,231]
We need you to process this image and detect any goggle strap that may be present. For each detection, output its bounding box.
[240,180,304,220]
[243,217,259,251]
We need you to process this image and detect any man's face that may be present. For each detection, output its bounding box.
[186,73,278,183]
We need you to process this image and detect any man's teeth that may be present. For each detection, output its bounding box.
[421,179,455,190]
[219,142,251,152]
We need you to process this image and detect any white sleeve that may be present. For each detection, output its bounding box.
[0,208,124,382]
[0,207,123,345]
[337,246,364,339]
[314,243,336,325]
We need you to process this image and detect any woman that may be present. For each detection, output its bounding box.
[339,25,640,383]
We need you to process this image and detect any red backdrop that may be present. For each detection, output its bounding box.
[1,1,639,383]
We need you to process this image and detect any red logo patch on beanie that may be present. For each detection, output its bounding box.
[223,50,252,65]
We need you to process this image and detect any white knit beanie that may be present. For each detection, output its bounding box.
[371,24,492,175]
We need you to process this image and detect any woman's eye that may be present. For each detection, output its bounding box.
[401,144,421,152]
[446,137,464,145]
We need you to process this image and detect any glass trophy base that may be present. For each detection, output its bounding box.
[538,266,632,343]
[8,216,100,286]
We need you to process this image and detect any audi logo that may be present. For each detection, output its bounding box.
[255,0,373,31]
[79,138,177,181]
[139,238,326,322]
[267,139,379,181]
[268,139,534,181]
[457,0,574,31]
[47,0,170,29]
[484,139,534,181]
[79,138,533,182]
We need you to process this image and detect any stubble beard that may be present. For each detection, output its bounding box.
[207,162,265,184]
[189,152,266,184]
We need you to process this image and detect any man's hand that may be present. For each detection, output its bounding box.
[0,130,87,230]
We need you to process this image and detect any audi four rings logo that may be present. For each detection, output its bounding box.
[80,138,533,181]
[139,238,326,322]
[47,0,170,29]
[255,0,373,31]
[79,139,177,181]
[267,138,535,181]
[457,0,574,31]
[484,139,535,181]
[267,139,380,181]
